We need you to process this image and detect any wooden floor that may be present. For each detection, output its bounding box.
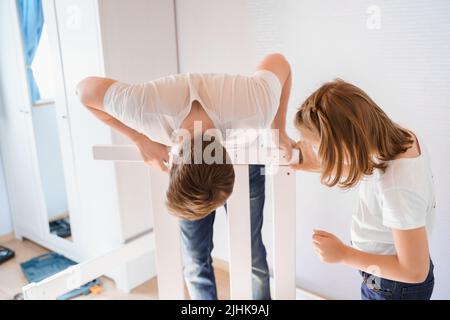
[0,238,230,300]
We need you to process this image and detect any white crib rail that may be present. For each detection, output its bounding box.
[22,144,297,300]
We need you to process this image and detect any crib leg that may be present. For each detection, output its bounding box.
[149,167,184,299]
[271,166,297,299]
[227,165,253,299]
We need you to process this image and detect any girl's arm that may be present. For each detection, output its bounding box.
[313,227,430,283]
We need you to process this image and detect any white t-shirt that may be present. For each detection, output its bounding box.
[351,136,436,255]
[102,71,282,146]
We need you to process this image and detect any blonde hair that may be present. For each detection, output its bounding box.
[295,79,413,189]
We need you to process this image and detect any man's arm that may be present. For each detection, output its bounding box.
[256,53,291,130]
[256,54,295,160]
[76,77,143,143]
[76,77,170,172]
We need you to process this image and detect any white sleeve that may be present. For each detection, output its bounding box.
[253,70,282,128]
[103,82,147,132]
[102,75,190,132]
[381,188,428,230]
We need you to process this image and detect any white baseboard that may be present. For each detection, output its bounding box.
[295,287,326,300]
[213,258,326,300]
[268,278,326,300]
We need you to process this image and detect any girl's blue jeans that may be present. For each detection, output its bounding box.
[360,260,434,300]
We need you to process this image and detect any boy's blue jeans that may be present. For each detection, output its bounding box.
[179,165,271,300]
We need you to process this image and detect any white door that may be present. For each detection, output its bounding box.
[39,0,83,254]
[4,111,46,241]
[0,0,47,241]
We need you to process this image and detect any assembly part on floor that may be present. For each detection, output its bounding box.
[0,246,15,265]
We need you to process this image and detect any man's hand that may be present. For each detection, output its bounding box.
[312,230,349,264]
[274,130,296,162]
[134,134,170,173]
[289,140,321,172]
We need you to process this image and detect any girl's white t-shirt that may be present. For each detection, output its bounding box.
[351,136,436,255]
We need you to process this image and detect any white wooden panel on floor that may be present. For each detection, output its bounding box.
[226,165,252,299]
[22,232,154,300]
[271,166,297,299]
[148,167,184,300]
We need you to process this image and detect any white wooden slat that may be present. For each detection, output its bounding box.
[226,165,253,299]
[93,145,300,166]
[148,167,185,300]
[93,145,143,162]
[271,166,297,299]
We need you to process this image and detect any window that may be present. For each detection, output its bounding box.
[17,0,55,104]
[31,23,56,102]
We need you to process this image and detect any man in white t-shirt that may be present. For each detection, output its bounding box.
[76,53,294,299]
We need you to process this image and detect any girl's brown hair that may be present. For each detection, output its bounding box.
[295,79,413,189]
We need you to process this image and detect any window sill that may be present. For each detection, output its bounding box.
[33,99,55,108]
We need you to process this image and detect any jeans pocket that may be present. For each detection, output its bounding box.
[361,282,393,300]
[400,279,434,300]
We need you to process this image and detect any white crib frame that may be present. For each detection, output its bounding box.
[22,145,297,300]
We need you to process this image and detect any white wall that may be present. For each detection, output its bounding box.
[0,155,13,237]
[0,12,13,234]
[176,0,450,299]
[284,0,450,300]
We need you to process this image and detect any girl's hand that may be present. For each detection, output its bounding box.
[312,230,349,264]
[134,134,170,173]
[289,140,321,172]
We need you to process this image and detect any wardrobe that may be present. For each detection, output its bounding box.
[0,0,178,292]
